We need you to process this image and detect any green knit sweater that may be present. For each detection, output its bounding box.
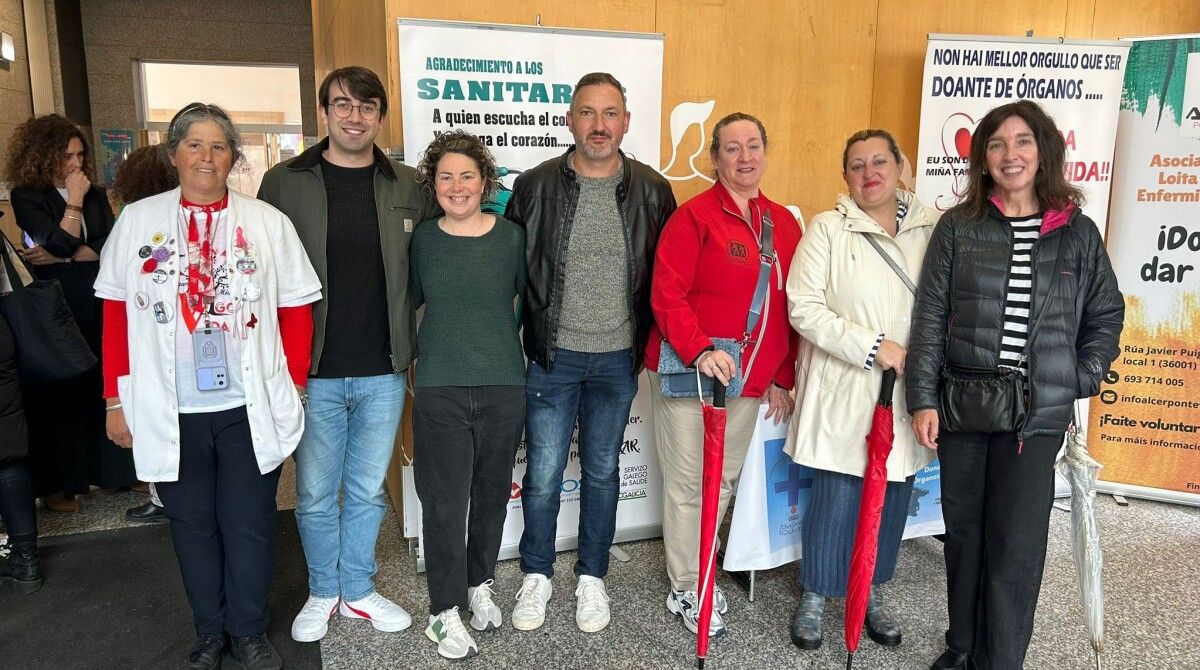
[410,215,526,387]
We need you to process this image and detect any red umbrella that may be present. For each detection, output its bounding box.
[843,369,898,669]
[696,381,727,669]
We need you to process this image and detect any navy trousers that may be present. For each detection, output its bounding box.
[156,406,282,636]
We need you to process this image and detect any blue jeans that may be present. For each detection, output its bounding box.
[294,373,405,600]
[518,348,638,579]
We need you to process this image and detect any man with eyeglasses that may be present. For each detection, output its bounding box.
[259,65,440,643]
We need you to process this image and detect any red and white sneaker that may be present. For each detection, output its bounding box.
[340,592,413,632]
[291,595,339,642]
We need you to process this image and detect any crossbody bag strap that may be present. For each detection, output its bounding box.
[744,208,775,340]
[861,232,916,296]
[2,236,33,289]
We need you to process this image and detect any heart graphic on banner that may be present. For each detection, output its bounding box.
[954,127,972,158]
[942,112,978,161]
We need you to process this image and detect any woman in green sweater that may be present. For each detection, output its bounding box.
[410,129,527,660]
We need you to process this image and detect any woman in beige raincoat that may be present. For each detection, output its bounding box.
[783,129,936,652]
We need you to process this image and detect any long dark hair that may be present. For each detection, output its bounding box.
[960,100,1083,218]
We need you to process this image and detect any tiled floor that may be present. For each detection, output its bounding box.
[22,474,1200,670]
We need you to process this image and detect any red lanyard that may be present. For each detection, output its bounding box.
[181,194,228,333]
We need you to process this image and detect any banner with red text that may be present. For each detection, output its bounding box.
[915,34,1129,233]
[1088,35,1200,506]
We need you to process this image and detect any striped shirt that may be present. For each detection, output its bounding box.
[999,214,1042,373]
[864,200,909,369]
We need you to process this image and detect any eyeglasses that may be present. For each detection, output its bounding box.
[329,100,380,120]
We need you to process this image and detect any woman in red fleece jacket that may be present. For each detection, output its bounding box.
[646,112,801,639]
[95,103,321,670]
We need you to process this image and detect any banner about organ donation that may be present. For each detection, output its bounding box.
[915,34,1129,234]
[398,19,663,198]
[1088,35,1200,506]
[723,408,944,573]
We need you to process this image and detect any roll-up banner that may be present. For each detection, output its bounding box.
[1088,35,1200,506]
[916,34,1128,222]
[914,34,1128,497]
[396,19,666,569]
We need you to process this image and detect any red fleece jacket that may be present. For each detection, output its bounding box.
[645,181,801,396]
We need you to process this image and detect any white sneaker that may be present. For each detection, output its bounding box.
[666,589,727,638]
[426,607,478,660]
[714,583,729,615]
[467,579,503,631]
[291,595,339,642]
[511,573,552,631]
[574,575,611,633]
[340,592,413,632]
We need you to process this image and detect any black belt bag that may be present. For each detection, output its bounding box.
[938,364,1026,433]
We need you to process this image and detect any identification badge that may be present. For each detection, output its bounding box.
[192,327,229,391]
[404,218,414,233]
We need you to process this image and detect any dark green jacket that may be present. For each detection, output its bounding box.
[257,138,440,374]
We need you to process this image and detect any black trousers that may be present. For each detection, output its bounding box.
[156,407,282,636]
[0,459,36,545]
[938,430,1061,670]
[413,386,524,615]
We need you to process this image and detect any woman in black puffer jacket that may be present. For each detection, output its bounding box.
[906,100,1123,670]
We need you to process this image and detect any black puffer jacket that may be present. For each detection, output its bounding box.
[504,148,677,371]
[906,201,1124,439]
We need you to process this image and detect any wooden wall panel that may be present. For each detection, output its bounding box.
[656,0,877,216]
[1088,0,1200,40]
[309,0,388,141]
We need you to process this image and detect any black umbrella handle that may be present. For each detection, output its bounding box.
[878,369,897,407]
[713,380,727,408]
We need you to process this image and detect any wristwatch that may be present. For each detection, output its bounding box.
[297,387,309,407]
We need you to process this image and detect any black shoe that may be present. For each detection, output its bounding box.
[790,590,824,650]
[185,634,225,670]
[126,500,167,523]
[865,586,902,646]
[0,541,43,595]
[930,648,970,670]
[230,633,282,670]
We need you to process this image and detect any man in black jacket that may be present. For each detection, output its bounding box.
[504,72,676,634]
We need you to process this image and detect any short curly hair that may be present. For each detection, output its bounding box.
[111,144,179,205]
[415,129,499,202]
[3,114,93,189]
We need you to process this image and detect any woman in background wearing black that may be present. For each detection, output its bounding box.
[5,114,136,512]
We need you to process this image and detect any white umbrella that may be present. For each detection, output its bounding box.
[1056,404,1105,669]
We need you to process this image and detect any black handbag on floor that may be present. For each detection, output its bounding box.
[0,236,98,384]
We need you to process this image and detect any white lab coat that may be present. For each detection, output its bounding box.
[95,187,321,481]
